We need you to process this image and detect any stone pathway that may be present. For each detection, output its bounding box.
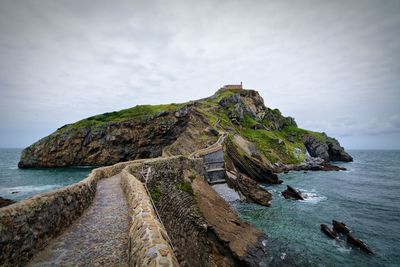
[29,174,129,267]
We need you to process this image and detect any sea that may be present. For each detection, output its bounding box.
[0,148,399,266]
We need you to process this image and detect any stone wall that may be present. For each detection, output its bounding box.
[126,156,212,267]
[0,162,130,267]
[126,156,267,267]
[121,169,178,267]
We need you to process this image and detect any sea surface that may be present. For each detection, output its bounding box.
[0,148,92,201]
[234,150,400,267]
[0,148,399,266]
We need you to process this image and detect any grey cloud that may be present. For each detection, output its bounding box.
[0,0,399,148]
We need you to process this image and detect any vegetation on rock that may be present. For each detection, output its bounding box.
[19,86,352,169]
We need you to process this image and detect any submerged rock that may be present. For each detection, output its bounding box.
[347,233,374,254]
[332,220,350,234]
[320,224,337,239]
[282,185,305,200]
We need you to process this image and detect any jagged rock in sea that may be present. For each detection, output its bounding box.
[282,185,305,200]
[347,233,374,254]
[332,220,350,234]
[320,224,338,239]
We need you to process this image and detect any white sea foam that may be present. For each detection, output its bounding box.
[299,190,327,204]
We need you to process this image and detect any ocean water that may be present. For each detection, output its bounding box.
[234,150,400,267]
[0,149,399,266]
[0,148,92,201]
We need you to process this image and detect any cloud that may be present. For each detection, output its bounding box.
[0,0,399,148]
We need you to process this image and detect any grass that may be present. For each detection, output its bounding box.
[54,86,325,166]
[176,178,194,195]
[238,115,306,164]
[149,185,161,204]
[281,126,327,143]
[57,103,186,132]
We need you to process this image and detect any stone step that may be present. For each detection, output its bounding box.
[206,168,225,172]
[208,179,226,185]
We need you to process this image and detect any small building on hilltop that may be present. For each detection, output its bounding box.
[221,82,243,90]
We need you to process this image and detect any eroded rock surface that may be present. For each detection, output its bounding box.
[225,137,281,184]
[304,134,353,162]
[19,108,190,168]
[282,185,305,200]
[226,171,272,206]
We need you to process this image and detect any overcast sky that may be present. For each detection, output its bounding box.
[0,0,399,149]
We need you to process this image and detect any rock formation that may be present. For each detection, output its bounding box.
[332,220,350,234]
[347,233,374,254]
[320,224,337,239]
[281,185,305,200]
[225,171,272,206]
[304,134,353,163]
[321,220,374,255]
[19,86,352,171]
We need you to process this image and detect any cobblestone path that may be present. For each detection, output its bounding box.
[29,174,129,267]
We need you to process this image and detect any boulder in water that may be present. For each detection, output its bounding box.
[347,233,373,254]
[282,185,305,200]
[320,224,337,239]
[332,220,350,234]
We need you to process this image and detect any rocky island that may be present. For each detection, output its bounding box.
[1,84,352,266]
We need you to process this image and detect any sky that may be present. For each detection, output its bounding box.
[0,0,399,149]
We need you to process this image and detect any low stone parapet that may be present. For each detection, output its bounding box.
[121,168,178,267]
[0,162,130,266]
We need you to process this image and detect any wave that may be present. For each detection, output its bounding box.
[299,190,327,204]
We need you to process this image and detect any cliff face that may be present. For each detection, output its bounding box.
[19,86,352,169]
[18,107,191,168]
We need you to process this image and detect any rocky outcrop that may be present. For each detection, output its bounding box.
[347,234,374,254]
[18,107,191,168]
[320,224,337,239]
[225,137,281,184]
[321,220,373,254]
[18,87,352,169]
[282,185,305,200]
[303,134,353,163]
[0,197,15,208]
[226,171,272,206]
[273,157,347,172]
[218,90,267,121]
[332,220,350,234]
[263,108,297,130]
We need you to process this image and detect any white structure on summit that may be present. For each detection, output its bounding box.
[221,82,243,90]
